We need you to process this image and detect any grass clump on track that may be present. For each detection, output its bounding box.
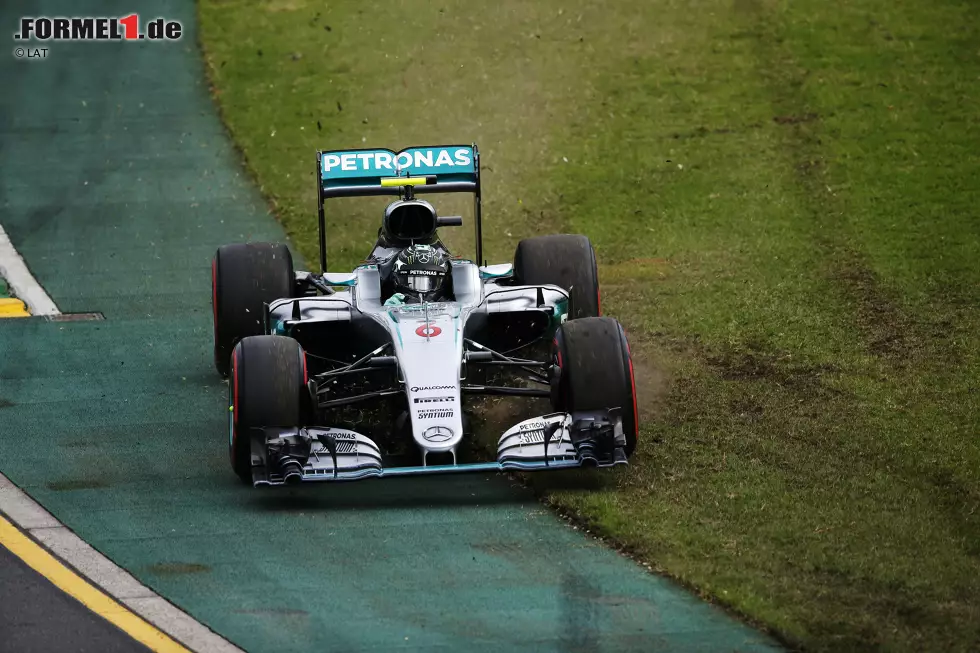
[199,0,980,650]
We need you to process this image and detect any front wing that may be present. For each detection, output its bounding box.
[248,411,628,487]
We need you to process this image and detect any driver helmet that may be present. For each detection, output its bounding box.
[392,244,451,302]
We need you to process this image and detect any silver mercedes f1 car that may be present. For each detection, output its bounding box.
[211,144,638,486]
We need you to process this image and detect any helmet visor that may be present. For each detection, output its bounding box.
[406,274,438,293]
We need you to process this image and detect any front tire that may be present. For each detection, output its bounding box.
[551,317,638,456]
[229,335,309,484]
[212,242,294,377]
[513,234,600,319]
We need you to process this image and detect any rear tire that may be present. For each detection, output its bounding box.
[551,317,638,456]
[229,335,309,484]
[513,234,600,319]
[212,243,294,377]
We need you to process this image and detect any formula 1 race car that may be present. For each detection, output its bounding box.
[211,144,638,486]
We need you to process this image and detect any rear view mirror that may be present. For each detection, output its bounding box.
[322,272,356,286]
[479,263,513,279]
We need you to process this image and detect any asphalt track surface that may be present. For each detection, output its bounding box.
[0,543,149,653]
[0,1,780,651]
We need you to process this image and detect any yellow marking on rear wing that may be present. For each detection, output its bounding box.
[380,175,437,187]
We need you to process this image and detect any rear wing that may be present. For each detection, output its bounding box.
[315,144,483,272]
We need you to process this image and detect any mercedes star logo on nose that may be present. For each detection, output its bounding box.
[423,425,453,442]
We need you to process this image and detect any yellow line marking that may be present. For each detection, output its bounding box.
[0,297,31,318]
[0,513,191,653]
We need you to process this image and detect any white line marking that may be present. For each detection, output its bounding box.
[0,473,242,653]
[0,224,61,316]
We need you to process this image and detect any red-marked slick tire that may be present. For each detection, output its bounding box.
[229,335,309,485]
[551,317,638,456]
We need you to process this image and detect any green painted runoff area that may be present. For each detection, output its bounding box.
[0,1,776,651]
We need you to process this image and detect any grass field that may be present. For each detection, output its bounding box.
[199,0,980,650]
